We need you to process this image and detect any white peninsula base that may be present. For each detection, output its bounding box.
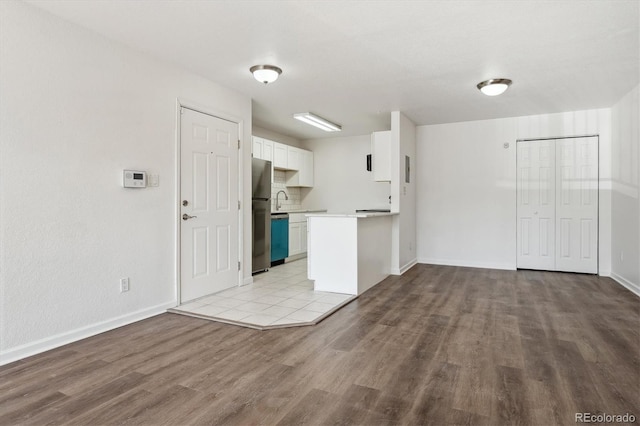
[306,212,396,296]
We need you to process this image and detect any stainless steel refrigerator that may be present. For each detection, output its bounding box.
[252,158,272,273]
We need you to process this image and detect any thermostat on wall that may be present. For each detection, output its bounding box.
[123,170,147,188]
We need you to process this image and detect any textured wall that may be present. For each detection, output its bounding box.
[611,85,639,293]
[300,135,391,213]
[416,109,612,271]
[0,0,252,361]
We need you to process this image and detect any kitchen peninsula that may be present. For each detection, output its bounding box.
[306,212,397,295]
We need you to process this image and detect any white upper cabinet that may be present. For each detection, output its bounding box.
[253,136,274,163]
[252,136,264,159]
[252,136,314,187]
[252,136,275,183]
[286,149,314,187]
[273,142,300,171]
[273,142,288,169]
[301,149,314,186]
[262,139,273,163]
[287,146,300,171]
[371,130,391,182]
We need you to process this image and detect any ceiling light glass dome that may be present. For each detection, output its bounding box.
[477,78,512,96]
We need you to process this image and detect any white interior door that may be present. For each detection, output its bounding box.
[517,140,556,270]
[516,137,598,274]
[180,107,239,303]
[555,137,598,273]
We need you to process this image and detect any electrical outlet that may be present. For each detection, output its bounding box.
[120,277,130,293]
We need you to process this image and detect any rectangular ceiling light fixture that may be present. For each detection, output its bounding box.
[293,112,342,132]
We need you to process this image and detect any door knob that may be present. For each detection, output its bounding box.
[182,213,197,221]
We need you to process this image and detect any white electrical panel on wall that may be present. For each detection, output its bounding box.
[123,170,147,188]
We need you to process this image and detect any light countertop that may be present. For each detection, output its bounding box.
[305,212,398,218]
[271,209,327,214]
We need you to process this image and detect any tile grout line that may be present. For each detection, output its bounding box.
[170,259,356,328]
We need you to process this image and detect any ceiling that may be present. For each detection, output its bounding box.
[27,0,639,140]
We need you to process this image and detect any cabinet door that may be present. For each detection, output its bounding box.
[252,136,263,159]
[285,149,314,187]
[287,146,300,171]
[289,223,301,256]
[274,142,287,168]
[263,139,274,162]
[263,139,275,183]
[372,131,391,181]
[300,150,314,186]
[300,222,308,254]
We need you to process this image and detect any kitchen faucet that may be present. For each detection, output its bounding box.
[275,190,288,211]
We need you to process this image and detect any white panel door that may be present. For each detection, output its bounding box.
[555,137,598,273]
[517,140,556,270]
[180,108,239,302]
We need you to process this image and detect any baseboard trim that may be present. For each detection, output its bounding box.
[0,301,176,366]
[610,272,640,298]
[286,253,307,263]
[391,258,418,275]
[242,276,254,286]
[417,257,516,271]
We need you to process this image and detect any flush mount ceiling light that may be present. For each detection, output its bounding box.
[250,65,282,84]
[293,112,342,132]
[477,78,512,96]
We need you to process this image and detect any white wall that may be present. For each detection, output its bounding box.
[416,108,612,272]
[390,112,417,274]
[611,85,639,295]
[252,125,303,148]
[301,135,390,213]
[0,0,252,364]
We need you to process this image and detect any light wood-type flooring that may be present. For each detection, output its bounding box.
[1,264,639,425]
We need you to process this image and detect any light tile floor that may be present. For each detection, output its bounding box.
[169,259,356,329]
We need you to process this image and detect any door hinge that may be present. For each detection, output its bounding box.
[238,139,241,149]
[238,261,241,271]
[238,200,241,210]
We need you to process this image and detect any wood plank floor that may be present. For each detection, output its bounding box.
[1,264,639,425]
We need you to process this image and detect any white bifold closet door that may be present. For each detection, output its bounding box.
[517,137,598,274]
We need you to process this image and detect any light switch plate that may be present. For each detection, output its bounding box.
[148,174,159,187]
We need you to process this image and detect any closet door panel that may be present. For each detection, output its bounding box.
[517,140,556,270]
[555,137,598,274]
